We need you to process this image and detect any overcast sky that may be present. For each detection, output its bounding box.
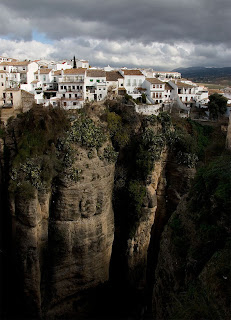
[0,0,230,70]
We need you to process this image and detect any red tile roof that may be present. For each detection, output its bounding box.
[106,71,123,81]
[122,69,144,76]
[0,61,30,66]
[86,69,106,77]
[35,68,52,74]
[146,78,165,84]
[64,68,86,75]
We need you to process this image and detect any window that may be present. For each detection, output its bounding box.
[64,102,67,106]
[72,86,75,90]
[64,86,67,89]
[75,94,77,98]
[69,94,71,98]
[99,88,101,90]
[10,93,13,98]
[63,94,65,97]
[60,86,63,89]
[1,75,3,78]
[77,86,79,90]
[3,93,5,98]
[73,102,77,106]
[54,77,56,82]
[80,86,82,90]
[4,67,6,70]
[11,100,13,104]
[1,83,3,86]
[90,79,93,82]
[97,80,100,83]
[43,76,46,81]
[160,85,162,88]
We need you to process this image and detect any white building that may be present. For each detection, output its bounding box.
[85,69,107,102]
[120,69,145,99]
[106,71,124,98]
[56,68,86,109]
[143,78,174,104]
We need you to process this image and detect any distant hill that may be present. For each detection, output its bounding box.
[172,67,231,85]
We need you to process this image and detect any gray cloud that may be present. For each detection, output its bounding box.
[0,0,230,68]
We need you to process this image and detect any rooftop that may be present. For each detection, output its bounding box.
[35,68,52,74]
[146,78,165,84]
[53,70,62,76]
[0,61,30,66]
[86,69,106,77]
[122,69,144,76]
[64,68,86,75]
[106,71,123,81]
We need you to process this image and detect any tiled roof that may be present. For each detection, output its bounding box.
[0,70,7,73]
[53,70,62,75]
[0,61,30,66]
[35,68,52,74]
[176,81,194,88]
[106,71,123,81]
[64,68,86,75]
[86,69,106,77]
[165,83,174,90]
[146,78,165,84]
[122,69,144,76]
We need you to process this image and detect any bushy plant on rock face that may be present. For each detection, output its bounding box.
[67,115,107,150]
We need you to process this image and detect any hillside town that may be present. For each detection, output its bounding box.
[0,55,230,123]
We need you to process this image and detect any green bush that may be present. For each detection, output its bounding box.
[103,145,118,163]
[67,115,106,150]
[128,180,146,218]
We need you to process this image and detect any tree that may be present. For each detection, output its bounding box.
[208,93,227,119]
[73,56,76,69]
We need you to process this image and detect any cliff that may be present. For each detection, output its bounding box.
[1,102,230,319]
[153,153,231,320]
[2,106,116,319]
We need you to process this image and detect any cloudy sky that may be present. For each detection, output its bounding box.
[0,0,230,70]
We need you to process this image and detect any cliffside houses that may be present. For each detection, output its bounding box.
[0,56,211,123]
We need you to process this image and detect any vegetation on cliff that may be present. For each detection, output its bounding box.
[153,121,231,320]
[6,105,117,199]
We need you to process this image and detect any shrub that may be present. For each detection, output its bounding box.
[103,145,118,163]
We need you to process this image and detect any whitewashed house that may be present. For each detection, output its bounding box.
[85,69,107,102]
[120,69,145,99]
[169,80,197,106]
[106,71,124,97]
[143,78,167,104]
[56,68,86,109]
[76,60,89,69]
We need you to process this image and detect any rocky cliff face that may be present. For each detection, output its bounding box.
[153,153,231,320]
[126,150,168,288]
[1,105,229,320]
[9,146,115,319]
